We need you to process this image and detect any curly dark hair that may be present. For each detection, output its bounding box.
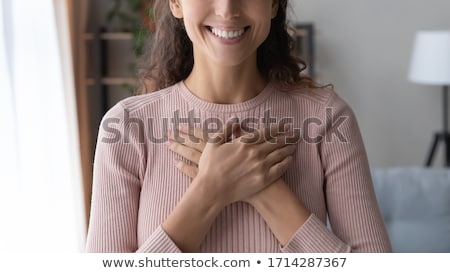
[137,0,318,94]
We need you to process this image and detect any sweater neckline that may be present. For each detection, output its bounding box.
[177,80,274,113]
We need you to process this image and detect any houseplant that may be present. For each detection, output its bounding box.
[106,0,155,56]
[105,0,156,93]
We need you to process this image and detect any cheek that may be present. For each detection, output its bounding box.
[182,19,202,44]
[180,2,207,21]
[180,8,206,38]
[249,7,275,42]
[255,21,273,45]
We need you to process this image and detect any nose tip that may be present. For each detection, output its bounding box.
[215,0,240,19]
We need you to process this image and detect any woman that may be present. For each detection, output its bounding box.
[85,0,392,253]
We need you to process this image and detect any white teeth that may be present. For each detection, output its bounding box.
[211,27,245,40]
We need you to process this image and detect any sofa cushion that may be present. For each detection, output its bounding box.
[371,167,450,253]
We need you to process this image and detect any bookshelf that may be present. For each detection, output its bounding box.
[84,30,138,116]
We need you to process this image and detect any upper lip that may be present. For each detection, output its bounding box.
[207,25,249,31]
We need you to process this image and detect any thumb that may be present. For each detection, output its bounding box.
[231,123,244,140]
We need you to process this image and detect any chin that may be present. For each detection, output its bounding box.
[210,53,255,68]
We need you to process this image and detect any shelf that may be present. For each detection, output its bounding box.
[293,28,309,36]
[84,32,133,41]
[86,77,137,86]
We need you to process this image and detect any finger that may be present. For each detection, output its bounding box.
[175,159,198,179]
[173,128,206,152]
[266,156,293,185]
[231,123,244,140]
[264,144,297,167]
[207,117,239,145]
[179,124,206,143]
[239,124,289,145]
[251,133,295,157]
[168,140,202,165]
[262,123,293,142]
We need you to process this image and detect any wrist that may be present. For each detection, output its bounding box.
[191,174,228,212]
[162,176,225,252]
[249,179,285,210]
[247,179,311,246]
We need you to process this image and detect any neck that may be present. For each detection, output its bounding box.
[184,53,267,104]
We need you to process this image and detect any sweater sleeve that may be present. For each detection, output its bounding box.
[84,102,181,253]
[282,91,392,253]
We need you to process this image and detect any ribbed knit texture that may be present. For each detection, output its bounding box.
[85,81,392,253]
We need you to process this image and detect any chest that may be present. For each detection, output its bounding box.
[135,136,326,252]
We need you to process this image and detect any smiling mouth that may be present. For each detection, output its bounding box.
[207,26,250,40]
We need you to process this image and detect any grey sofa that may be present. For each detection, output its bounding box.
[371,167,450,253]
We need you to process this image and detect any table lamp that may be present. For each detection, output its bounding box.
[408,31,450,167]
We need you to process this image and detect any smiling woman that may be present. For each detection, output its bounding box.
[85,0,392,253]
[0,0,85,251]
[170,0,275,70]
[137,0,312,94]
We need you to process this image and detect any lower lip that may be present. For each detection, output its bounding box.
[207,27,248,45]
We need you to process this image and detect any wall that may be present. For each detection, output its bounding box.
[88,1,450,168]
[290,0,450,167]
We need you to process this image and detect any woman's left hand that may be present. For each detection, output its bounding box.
[168,124,311,247]
[166,124,293,204]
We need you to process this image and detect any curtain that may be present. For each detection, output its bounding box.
[71,0,93,231]
[0,0,85,252]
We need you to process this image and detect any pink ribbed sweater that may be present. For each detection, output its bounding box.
[85,81,392,253]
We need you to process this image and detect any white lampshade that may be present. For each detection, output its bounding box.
[408,31,450,85]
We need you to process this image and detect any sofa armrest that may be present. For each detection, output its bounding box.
[371,167,450,253]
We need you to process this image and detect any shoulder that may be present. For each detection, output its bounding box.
[275,84,354,115]
[102,84,179,121]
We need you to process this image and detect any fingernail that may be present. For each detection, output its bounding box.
[179,124,188,133]
[173,158,183,168]
[167,128,174,138]
[228,116,239,124]
[165,139,175,148]
[283,124,292,132]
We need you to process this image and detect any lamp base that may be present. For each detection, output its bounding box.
[425,132,450,167]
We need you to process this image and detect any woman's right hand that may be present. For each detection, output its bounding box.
[169,123,296,207]
[164,122,297,252]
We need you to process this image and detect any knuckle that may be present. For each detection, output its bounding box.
[249,147,263,158]
[281,147,292,157]
[236,142,248,154]
[273,165,284,177]
[188,149,199,161]
[254,173,265,184]
[273,149,283,158]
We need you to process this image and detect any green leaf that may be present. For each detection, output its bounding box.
[130,0,142,11]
